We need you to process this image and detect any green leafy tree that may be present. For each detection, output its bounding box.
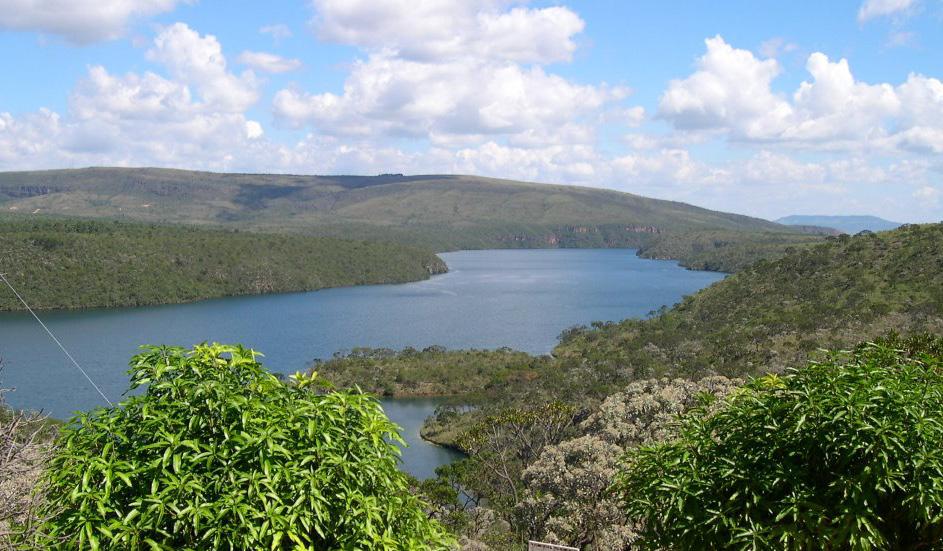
[30,343,453,550]
[614,336,943,550]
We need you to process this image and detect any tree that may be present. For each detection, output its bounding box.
[518,376,739,550]
[31,343,453,550]
[614,336,943,550]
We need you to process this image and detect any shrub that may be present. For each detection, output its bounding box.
[1,370,53,549]
[31,343,453,550]
[517,376,740,550]
[614,337,943,550]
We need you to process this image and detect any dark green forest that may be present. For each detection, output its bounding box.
[0,217,445,311]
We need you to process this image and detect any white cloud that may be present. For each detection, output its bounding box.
[658,36,793,138]
[658,35,943,156]
[311,0,584,64]
[786,53,900,142]
[0,109,61,164]
[237,51,302,73]
[0,0,185,44]
[146,23,259,113]
[274,54,627,139]
[276,0,635,151]
[0,23,264,170]
[857,0,916,22]
[245,120,264,140]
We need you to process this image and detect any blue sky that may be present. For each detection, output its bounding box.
[0,0,941,222]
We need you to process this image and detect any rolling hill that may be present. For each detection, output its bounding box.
[0,168,793,252]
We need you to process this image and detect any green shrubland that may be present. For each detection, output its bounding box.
[0,218,445,311]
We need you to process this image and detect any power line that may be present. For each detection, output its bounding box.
[0,272,114,407]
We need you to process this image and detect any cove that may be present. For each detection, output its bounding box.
[0,249,723,478]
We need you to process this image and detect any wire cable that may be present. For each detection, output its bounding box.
[0,272,114,407]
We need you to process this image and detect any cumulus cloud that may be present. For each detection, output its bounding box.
[659,36,792,137]
[0,0,185,44]
[275,0,635,153]
[857,0,916,22]
[658,35,943,155]
[310,0,584,64]
[147,23,259,112]
[237,51,302,73]
[0,23,264,170]
[274,55,627,138]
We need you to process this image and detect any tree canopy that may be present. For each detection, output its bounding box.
[615,335,943,550]
[31,343,452,550]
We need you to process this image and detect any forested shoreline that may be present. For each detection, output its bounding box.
[0,217,446,311]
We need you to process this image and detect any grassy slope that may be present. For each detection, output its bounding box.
[0,168,801,256]
[0,218,445,311]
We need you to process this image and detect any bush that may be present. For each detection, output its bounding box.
[1,370,54,550]
[614,337,943,550]
[31,344,453,550]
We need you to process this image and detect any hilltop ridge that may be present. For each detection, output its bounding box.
[0,167,792,252]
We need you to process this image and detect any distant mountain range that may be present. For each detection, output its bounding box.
[0,167,794,251]
[775,215,903,235]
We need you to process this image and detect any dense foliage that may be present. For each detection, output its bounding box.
[517,377,739,550]
[0,218,445,311]
[314,347,549,398]
[636,229,827,272]
[615,336,943,550]
[30,344,452,550]
[558,223,943,378]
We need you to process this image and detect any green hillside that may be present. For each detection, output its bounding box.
[0,217,445,311]
[314,224,943,548]
[556,223,943,379]
[636,229,827,272]
[0,168,795,254]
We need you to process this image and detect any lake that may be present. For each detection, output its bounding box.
[0,248,723,478]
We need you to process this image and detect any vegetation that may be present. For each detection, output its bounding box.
[518,376,740,549]
[314,347,549,398]
[615,336,943,550]
[636,229,828,272]
[0,167,793,254]
[0,367,58,550]
[26,344,451,550]
[309,223,943,549]
[557,223,943,379]
[0,217,445,311]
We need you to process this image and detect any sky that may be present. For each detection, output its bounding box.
[0,0,941,222]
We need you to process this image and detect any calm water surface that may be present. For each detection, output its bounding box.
[0,249,723,477]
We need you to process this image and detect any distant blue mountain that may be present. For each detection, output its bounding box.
[775,215,903,234]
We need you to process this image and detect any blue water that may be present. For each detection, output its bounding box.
[0,249,723,477]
